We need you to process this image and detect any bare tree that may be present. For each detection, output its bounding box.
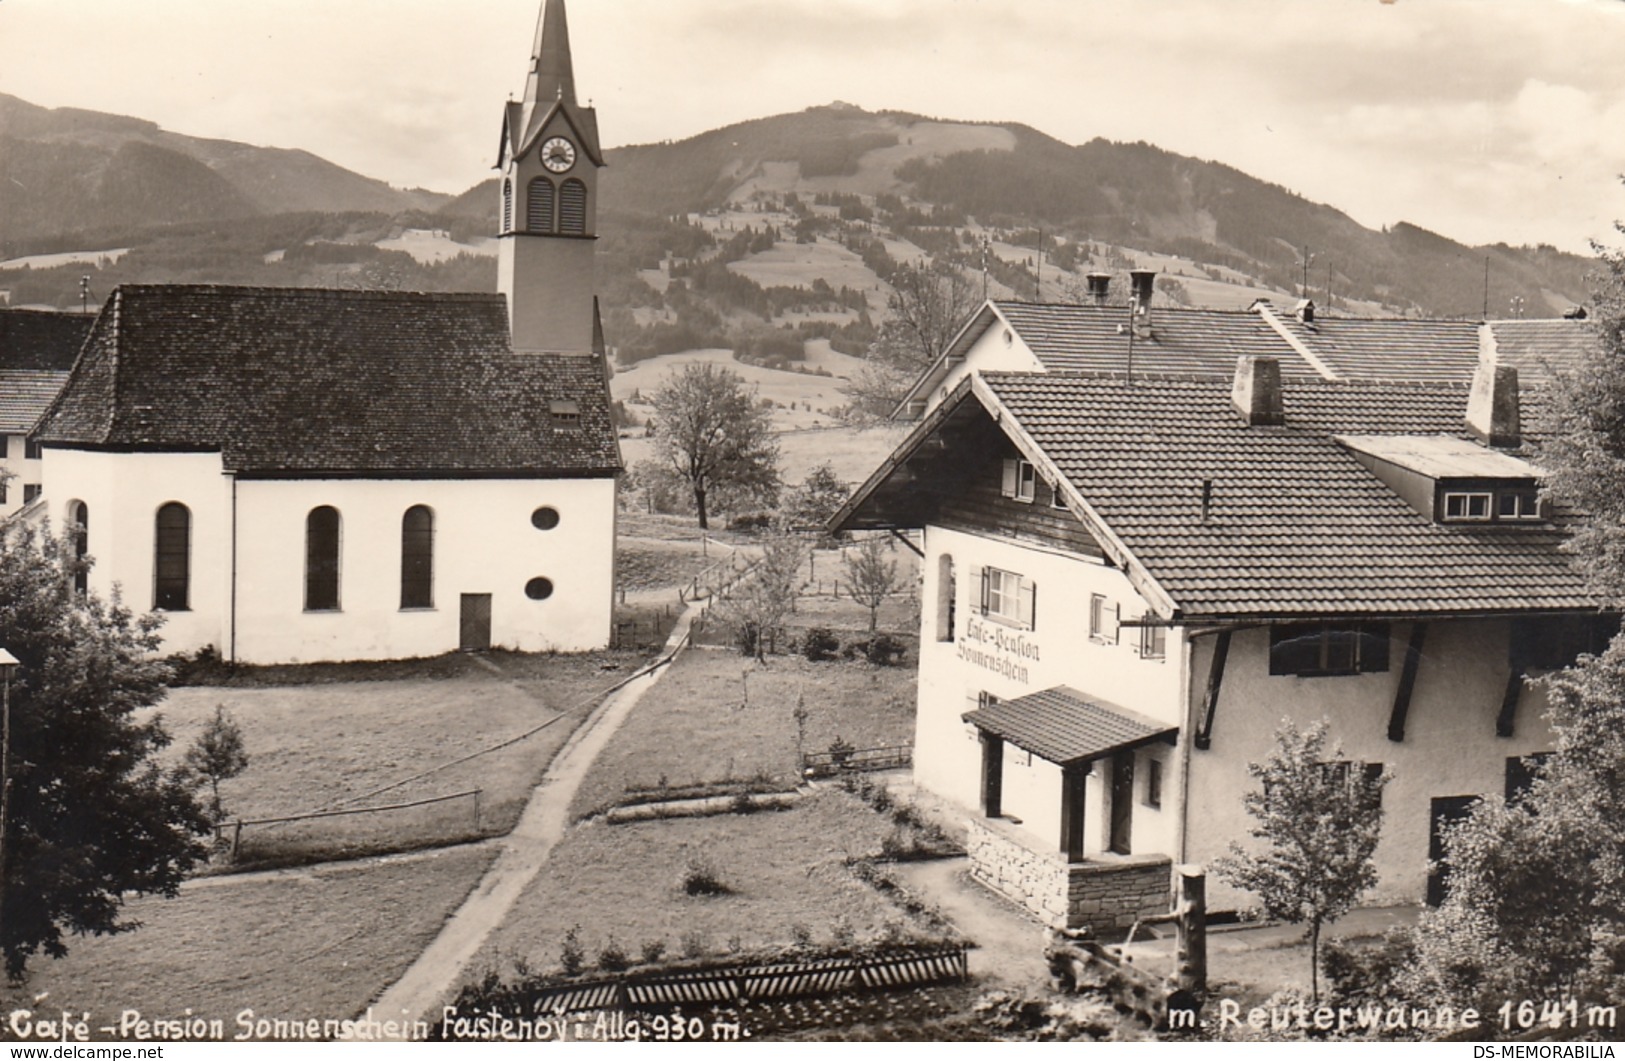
[843,259,981,422]
[841,536,899,633]
[721,527,805,661]
[649,363,780,529]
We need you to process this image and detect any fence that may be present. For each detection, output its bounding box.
[801,744,913,778]
[439,944,968,1036]
[215,788,483,857]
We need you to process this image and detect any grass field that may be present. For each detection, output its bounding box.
[465,789,946,986]
[570,648,916,821]
[159,652,645,868]
[0,845,496,1041]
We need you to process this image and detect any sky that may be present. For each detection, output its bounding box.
[2,0,1623,254]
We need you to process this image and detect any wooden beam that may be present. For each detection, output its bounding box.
[1496,669,1523,738]
[1195,629,1231,751]
[1387,622,1428,742]
[888,528,924,558]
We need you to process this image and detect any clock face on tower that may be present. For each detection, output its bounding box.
[541,137,577,173]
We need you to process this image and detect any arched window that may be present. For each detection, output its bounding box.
[559,179,587,235]
[401,505,434,609]
[69,500,89,596]
[305,506,341,611]
[154,502,190,611]
[502,178,513,233]
[528,177,556,234]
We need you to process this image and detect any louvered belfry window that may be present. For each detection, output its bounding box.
[559,179,587,235]
[528,178,556,234]
[502,179,513,233]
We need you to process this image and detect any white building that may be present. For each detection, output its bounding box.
[836,354,1608,925]
[0,308,91,516]
[27,0,622,665]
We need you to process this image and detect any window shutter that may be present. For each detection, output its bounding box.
[1021,580,1037,631]
[1001,459,1018,498]
[978,567,990,615]
[1110,602,1121,645]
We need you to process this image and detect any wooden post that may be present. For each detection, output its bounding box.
[231,820,243,858]
[473,789,482,832]
[1175,864,1207,995]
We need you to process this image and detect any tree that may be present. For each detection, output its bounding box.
[841,536,898,633]
[718,527,804,662]
[784,463,851,533]
[0,524,210,978]
[183,705,249,824]
[1212,719,1386,1002]
[843,259,980,422]
[649,362,780,529]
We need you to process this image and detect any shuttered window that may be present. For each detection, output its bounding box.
[305,506,341,611]
[401,505,434,609]
[154,502,191,611]
[978,565,1036,630]
[528,177,556,234]
[559,179,587,235]
[1269,623,1390,676]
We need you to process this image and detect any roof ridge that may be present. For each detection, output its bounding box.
[112,284,504,303]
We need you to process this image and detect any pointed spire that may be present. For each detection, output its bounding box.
[525,0,576,108]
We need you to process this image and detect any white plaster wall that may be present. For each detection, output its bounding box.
[1184,619,1558,908]
[915,523,1185,861]
[925,318,1043,414]
[44,447,232,655]
[233,477,615,664]
[0,435,43,516]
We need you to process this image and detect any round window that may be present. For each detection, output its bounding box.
[525,577,554,600]
[531,506,560,530]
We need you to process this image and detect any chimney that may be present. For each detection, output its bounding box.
[1130,269,1156,335]
[1294,298,1315,324]
[1466,360,1521,449]
[1231,356,1285,426]
[1085,272,1112,305]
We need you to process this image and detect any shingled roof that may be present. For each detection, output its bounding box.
[839,368,1596,620]
[34,285,621,477]
[0,308,93,371]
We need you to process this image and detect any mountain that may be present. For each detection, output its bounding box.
[0,93,449,249]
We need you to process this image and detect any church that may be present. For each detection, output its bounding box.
[27,0,622,666]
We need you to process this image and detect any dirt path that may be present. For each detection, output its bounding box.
[355,604,706,1038]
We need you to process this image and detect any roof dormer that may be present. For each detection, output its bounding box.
[1335,434,1547,525]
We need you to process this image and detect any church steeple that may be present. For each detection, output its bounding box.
[497,0,603,356]
[525,0,576,108]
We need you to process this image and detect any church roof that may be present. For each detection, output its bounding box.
[34,285,621,478]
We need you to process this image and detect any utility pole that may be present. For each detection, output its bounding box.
[1295,245,1314,300]
[1483,257,1491,319]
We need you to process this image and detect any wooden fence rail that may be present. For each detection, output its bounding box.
[801,744,913,778]
[215,787,483,855]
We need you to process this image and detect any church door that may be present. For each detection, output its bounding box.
[460,594,492,652]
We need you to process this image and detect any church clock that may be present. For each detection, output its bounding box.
[541,136,576,173]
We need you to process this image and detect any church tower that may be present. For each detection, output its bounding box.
[497,0,603,354]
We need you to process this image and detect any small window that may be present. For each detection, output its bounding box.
[1139,622,1167,660]
[502,178,513,234]
[1270,622,1390,676]
[24,438,42,460]
[1505,752,1552,805]
[981,566,1035,629]
[531,506,561,530]
[978,690,999,710]
[1050,481,1068,510]
[401,505,434,609]
[549,400,581,427]
[22,484,40,503]
[1443,492,1492,521]
[1000,459,1037,503]
[1145,759,1163,809]
[1319,761,1384,811]
[1089,593,1120,644]
[936,554,956,643]
[69,500,88,596]
[525,577,554,600]
[1497,490,1541,520]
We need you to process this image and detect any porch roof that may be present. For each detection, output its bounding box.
[962,686,1176,767]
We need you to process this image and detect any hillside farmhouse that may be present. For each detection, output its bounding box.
[835,349,1610,924]
[21,0,621,665]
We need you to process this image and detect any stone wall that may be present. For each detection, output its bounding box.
[966,817,1172,930]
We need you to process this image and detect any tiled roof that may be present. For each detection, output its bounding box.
[0,369,70,434]
[1268,314,1481,383]
[962,686,1176,766]
[978,371,1594,619]
[0,309,93,371]
[35,285,620,477]
[994,301,1321,379]
[1490,319,1601,381]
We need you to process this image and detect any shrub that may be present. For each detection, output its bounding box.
[864,634,907,666]
[802,626,839,662]
[560,925,585,976]
[828,736,855,765]
[727,512,775,532]
[790,922,814,950]
[681,857,731,896]
[640,939,667,965]
[596,937,631,972]
[680,929,710,959]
